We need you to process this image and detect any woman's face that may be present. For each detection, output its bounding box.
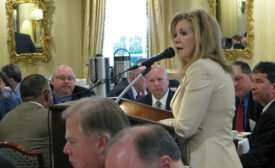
[173,19,196,61]
[0,78,6,92]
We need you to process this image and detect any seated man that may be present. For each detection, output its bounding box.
[0,74,53,168]
[108,66,147,101]
[51,65,95,104]
[2,63,23,100]
[106,125,187,168]
[137,64,174,111]
[232,61,262,132]
[240,61,275,168]
[62,97,130,168]
[231,34,245,49]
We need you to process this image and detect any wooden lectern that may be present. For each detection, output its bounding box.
[50,98,174,168]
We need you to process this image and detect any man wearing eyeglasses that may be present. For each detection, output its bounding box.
[51,65,95,104]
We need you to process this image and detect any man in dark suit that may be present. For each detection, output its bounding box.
[232,61,262,132]
[240,61,275,168]
[108,66,147,101]
[137,65,174,111]
[51,65,95,104]
[14,32,37,54]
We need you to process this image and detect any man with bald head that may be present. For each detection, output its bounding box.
[137,64,174,111]
[51,65,95,104]
[105,125,187,168]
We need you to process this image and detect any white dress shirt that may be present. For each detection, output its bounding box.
[152,89,169,110]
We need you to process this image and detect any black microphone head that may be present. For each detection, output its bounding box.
[163,47,175,58]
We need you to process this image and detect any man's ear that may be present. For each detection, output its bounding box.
[98,136,110,154]
[157,155,172,168]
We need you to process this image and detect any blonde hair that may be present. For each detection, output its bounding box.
[170,9,233,74]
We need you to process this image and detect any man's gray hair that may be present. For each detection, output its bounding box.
[62,97,130,138]
[20,74,50,102]
[107,125,182,165]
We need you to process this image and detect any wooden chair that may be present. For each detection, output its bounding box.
[0,141,44,168]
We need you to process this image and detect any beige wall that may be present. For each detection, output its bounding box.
[0,0,274,79]
[0,0,82,78]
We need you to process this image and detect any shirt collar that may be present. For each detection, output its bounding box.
[28,101,44,108]
[240,93,249,107]
[152,89,169,109]
[53,92,72,104]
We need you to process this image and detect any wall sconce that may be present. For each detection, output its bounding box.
[30,8,43,20]
[30,8,43,48]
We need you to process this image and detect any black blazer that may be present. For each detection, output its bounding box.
[233,91,263,132]
[51,85,95,104]
[107,79,135,100]
[136,90,174,111]
[14,32,37,54]
[240,101,275,168]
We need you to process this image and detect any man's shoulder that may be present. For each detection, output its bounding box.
[73,85,95,97]
[108,79,129,97]
[168,89,175,96]
[136,93,152,105]
[264,101,275,117]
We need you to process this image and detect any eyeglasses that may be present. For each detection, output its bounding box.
[54,76,75,82]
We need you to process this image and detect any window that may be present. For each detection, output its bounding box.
[103,0,148,66]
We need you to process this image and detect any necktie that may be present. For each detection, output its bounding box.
[155,100,162,109]
[141,91,145,96]
[235,100,244,132]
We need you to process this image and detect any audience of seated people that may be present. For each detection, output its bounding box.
[232,61,263,132]
[240,61,275,168]
[105,125,187,168]
[51,65,95,104]
[0,71,21,120]
[137,64,175,111]
[2,63,23,100]
[108,65,148,101]
[62,97,130,168]
[0,60,274,168]
[0,74,53,168]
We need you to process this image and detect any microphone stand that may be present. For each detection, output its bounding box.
[115,66,151,104]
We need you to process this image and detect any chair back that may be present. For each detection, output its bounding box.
[0,141,44,168]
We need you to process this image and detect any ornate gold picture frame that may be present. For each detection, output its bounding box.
[208,0,254,61]
[6,0,50,64]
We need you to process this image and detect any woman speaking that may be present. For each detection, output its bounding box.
[161,9,242,168]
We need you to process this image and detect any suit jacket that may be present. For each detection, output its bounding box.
[107,79,135,100]
[136,90,174,111]
[51,85,95,104]
[163,59,242,168]
[14,32,37,54]
[0,102,52,168]
[240,101,275,168]
[233,91,263,131]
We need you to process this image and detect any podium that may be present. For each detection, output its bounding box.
[50,98,174,168]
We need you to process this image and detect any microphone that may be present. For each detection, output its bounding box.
[128,47,175,70]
